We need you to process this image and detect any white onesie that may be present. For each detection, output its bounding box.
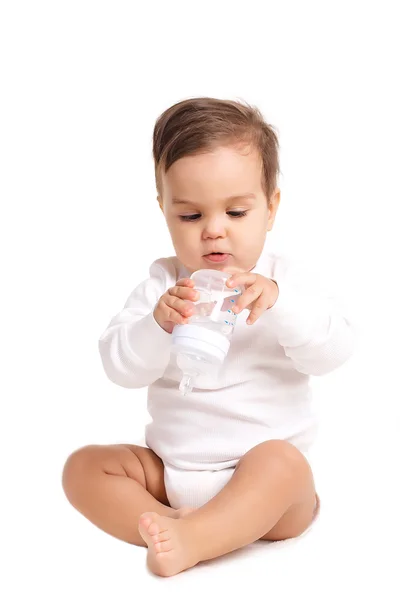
[98,247,355,508]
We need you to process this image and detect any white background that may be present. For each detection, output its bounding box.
[1,1,399,598]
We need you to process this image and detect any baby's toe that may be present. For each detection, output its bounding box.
[152,530,171,544]
[155,539,173,554]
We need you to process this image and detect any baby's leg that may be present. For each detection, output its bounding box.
[138,440,317,576]
[62,444,179,546]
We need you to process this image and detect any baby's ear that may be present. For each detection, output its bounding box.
[157,196,164,212]
[267,188,280,231]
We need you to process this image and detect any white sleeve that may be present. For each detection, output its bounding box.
[98,259,176,389]
[267,256,357,376]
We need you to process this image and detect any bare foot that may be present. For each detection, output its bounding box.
[138,511,198,577]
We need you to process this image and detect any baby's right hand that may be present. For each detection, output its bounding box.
[154,278,199,333]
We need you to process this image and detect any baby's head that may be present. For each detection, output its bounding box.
[153,97,280,274]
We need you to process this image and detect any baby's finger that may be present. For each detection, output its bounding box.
[169,285,199,301]
[176,278,195,288]
[226,273,256,289]
[246,291,269,324]
[160,300,191,325]
[231,284,262,314]
[165,295,195,318]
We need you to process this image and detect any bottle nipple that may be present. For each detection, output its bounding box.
[179,373,194,396]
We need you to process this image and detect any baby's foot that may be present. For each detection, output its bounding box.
[138,512,198,577]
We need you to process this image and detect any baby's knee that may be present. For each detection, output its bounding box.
[241,439,311,479]
[62,445,98,502]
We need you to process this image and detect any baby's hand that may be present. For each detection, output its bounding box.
[154,278,199,333]
[226,273,279,325]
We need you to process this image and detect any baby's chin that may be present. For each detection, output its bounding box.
[180,254,255,275]
[219,259,254,275]
[220,264,249,275]
[191,263,251,276]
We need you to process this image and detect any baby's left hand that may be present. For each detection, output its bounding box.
[226,273,279,325]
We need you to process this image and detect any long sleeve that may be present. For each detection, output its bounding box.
[98,259,175,388]
[266,256,356,376]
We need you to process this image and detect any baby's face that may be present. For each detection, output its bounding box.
[159,144,280,275]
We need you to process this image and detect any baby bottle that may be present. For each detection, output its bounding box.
[171,269,242,395]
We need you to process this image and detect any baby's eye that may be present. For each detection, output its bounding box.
[180,214,201,221]
[227,211,248,218]
[179,211,248,222]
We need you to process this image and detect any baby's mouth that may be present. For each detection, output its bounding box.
[203,253,230,263]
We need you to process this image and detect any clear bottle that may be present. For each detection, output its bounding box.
[171,269,242,395]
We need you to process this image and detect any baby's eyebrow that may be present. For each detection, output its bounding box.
[172,193,256,206]
[171,198,197,206]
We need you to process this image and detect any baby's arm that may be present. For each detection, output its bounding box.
[267,257,356,376]
[98,259,174,388]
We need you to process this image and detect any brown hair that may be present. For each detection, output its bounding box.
[153,97,280,202]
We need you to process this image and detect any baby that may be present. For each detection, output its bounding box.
[62,97,355,577]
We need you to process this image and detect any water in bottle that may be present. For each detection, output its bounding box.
[171,269,242,395]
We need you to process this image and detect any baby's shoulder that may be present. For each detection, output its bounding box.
[148,255,188,286]
[257,250,295,279]
[261,249,331,296]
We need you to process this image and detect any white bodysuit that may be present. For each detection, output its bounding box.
[98,247,355,508]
